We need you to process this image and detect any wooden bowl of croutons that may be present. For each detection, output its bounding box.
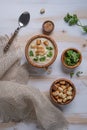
[25,34,58,68]
[50,78,76,105]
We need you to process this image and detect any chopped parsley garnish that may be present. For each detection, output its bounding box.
[39,56,46,62]
[33,57,38,61]
[47,51,53,57]
[46,46,53,50]
[29,50,34,56]
[65,50,80,66]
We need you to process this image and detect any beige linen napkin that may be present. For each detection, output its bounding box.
[0,35,20,79]
[0,35,29,84]
[0,81,68,130]
[0,35,68,130]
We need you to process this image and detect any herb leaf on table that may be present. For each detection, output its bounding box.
[64,13,87,33]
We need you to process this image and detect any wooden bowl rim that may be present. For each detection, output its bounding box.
[25,34,58,68]
[61,48,82,69]
[50,78,76,105]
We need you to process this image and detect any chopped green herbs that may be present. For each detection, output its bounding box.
[33,57,38,61]
[64,13,87,33]
[47,51,53,57]
[29,50,34,56]
[46,46,53,50]
[39,56,46,62]
[65,50,80,66]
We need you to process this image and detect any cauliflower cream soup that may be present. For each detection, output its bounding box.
[25,35,58,68]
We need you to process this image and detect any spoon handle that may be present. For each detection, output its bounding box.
[4,27,20,53]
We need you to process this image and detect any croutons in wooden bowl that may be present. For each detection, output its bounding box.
[50,78,76,105]
[61,48,82,69]
[25,34,58,68]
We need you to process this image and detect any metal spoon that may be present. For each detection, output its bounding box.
[4,11,30,53]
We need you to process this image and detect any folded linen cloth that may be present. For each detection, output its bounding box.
[0,35,20,79]
[0,81,68,130]
[0,35,68,130]
[0,35,30,84]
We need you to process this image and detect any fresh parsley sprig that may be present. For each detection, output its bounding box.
[64,13,87,33]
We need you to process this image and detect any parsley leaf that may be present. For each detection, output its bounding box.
[70,72,74,78]
[39,56,46,62]
[64,13,87,33]
[46,46,53,50]
[47,51,53,57]
[76,71,83,77]
[29,50,34,56]
[33,57,38,61]
[64,13,72,22]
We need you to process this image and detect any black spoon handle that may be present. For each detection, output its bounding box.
[4,27,20,53]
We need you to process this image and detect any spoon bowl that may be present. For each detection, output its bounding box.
[4,11,30,53]
[18,11,30,28]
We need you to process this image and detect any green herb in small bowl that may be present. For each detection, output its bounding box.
[61,48,82,69]
[65,50,80,66]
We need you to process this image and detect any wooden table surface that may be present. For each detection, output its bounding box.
[0,0,87,130]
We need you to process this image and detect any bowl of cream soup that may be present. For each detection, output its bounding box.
[25,34,58,68]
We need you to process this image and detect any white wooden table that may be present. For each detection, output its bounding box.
[0,0,87,130]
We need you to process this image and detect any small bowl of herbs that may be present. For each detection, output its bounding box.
[61,48,82,69]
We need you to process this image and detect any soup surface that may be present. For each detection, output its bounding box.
[28,38,55,65]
